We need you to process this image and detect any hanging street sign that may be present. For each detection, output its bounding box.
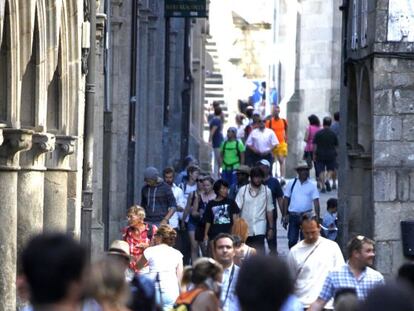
[165,0,207,18]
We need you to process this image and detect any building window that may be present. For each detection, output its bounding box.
[0,2,11,123]
[21,12,39,128]
[360,0,368,48]
[351,0,359,50]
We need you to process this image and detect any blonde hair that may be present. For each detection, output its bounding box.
[231,218,249,242]
[87,258,129,309]
[127,205,145,217]
[155,224,177,246]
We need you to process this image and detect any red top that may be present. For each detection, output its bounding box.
[122,223,157,272]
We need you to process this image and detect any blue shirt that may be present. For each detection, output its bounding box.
[322,212,338,241]
[264,177,284,207]
[280,295,303,311]
[319,263,384,302]
[221,264,241,311]
[210,116,224,148]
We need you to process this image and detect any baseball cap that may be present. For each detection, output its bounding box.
[257,159,271,167]
[144,166,159,180]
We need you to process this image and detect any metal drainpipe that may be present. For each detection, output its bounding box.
[162,17,170,169]
[127,0,138,209]
[102,0,112,250]
[338,0,349,251]
[180,18,192,165]
[81,0,96,253]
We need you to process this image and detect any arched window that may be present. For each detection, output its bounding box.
[0,2,10,123]
[21,11,39,128]
[47,40,62,132]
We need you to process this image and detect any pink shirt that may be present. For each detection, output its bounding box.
[304,125,320,152]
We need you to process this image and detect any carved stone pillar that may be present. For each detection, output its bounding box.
[44,135,76,232]
[17,133,55,260]
[0,129,33,311]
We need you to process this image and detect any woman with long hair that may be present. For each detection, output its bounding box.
[136,224,183,310]
[183,176,216,263]
[231,218,256,266]
[175,258,223,311]
[122,205,157,273]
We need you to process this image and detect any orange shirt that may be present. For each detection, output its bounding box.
[265,118,287,143]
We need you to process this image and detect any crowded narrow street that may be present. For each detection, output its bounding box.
[1,0,414,310]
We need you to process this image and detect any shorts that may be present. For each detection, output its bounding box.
[273,142,288,157]
[315,159,336,173]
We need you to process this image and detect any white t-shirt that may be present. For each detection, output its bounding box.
[144,244,183,304]
[245,128,279,153]
[287,237,344,309]
[235,184,274,236]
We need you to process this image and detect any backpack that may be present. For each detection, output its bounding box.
[171,288,205,311]
[222,139,241,168]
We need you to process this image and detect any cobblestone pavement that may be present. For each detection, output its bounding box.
[276,178,338,257]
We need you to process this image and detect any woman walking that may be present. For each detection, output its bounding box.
[136,224,183,310]
[122,205,157,273]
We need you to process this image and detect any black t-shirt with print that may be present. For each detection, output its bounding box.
[204,198,240,239]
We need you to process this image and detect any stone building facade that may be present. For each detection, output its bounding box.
[339,0,414,276]
[0,0,86,309]
[91,0,209,255]
[283,0,342,176]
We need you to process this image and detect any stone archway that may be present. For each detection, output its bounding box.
[343,63,374,240]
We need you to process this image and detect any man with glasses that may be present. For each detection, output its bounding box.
[309,235,384,311]
[287,214,344,310]
[282,161,320,249]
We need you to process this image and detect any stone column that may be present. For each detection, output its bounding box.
[44,135,75,232]
[0,129,33,311]
[17,133,55,258]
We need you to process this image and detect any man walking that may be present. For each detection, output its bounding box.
[309,235,384,310]
[287,214,344,310]
[220,127,245,186]
[163,167,190,264]
[313,116,338,192]
[209,106,224,178]
[257,159,284,255]
[213,233,240,311]
[235,167,274,253]
[141,166,176,227]
[265,105,288,183]
[282,161,320,248]
[245,117,279,166]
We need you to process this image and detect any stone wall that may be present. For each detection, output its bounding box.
[0,0,85,309]
[91,1,208,252]
[285,0,342,177]
[340,0,414,276]
[372,57,414,276]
